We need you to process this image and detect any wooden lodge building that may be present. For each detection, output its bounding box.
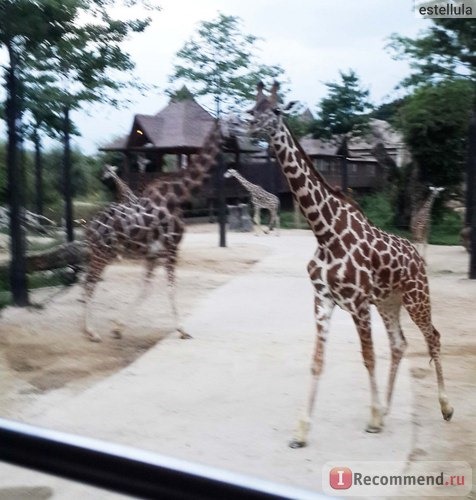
[101,92,408,214]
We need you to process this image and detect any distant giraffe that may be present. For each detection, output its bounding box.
[410,186,444,261]
[101,164,138,204]
[249,82,452,448]
[224,168,280,234]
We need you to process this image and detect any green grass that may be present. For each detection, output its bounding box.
[360,192,463,245]
[429,210,463,245]
[280,210,310,229]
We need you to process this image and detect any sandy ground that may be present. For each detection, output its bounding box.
[0,226,474,499]
[0,226,269,418]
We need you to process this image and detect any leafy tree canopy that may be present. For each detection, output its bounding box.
[310,69,373,139]
[397,79,474,189]
[388,17,476,88]
[168,13,285,115]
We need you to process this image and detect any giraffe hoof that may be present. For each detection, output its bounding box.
[289,439,307,449]
[178,329,192,340]
[365,424,383,434]
[111,328,122,339]
[442,406,454,421]
[86,333,102,343]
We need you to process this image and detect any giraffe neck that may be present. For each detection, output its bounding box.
[111,172,136,202]
[269,120,362,239]
[180,123,221,202]
[231,172,258,192]
[420,192,438,217]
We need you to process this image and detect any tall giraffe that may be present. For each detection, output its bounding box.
[101,164,138,204]
[224,168,280,234]
[249,82,453,448]
[83,122,222,342]
[410,186,444,261]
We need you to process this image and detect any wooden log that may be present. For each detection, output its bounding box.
[0,241,88,278]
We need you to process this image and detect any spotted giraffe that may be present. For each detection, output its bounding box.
[249,82,453,448]
[410,186,444,262]
[224,168,280,235]
[83,198,186,342]
[83,122,221,342]
[101,164,138,204]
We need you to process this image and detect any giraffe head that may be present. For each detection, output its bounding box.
[224,168,237,179]
[137,154,151,173]
[429,186,445,196]
[248,81,296,137]
[101,164,119,182]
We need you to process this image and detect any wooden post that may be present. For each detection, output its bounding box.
[467,96,476,279]
[216,153,227,247]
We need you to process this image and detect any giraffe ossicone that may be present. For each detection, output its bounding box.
[224,168,280,235]
[249,82,453,448]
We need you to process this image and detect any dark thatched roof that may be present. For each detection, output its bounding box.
[101,94,215,153]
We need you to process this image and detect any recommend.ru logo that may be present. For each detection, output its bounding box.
[323,461,472,497]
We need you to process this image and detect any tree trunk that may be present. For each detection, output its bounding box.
[216,153,227,247]
[5,42,29,306]
[62,105,74,242]
[34,127,44,217]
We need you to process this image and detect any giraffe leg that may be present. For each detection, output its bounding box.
[111,258,156,339]
[403,294,453,422]
[289,294,334,448]
[253,207,265,234]
[376,295,407,414]
[352,307,384,433]
[165,253,190,339]
[422,240,428,264]
[268,208,275,233]
[83,253,109,342]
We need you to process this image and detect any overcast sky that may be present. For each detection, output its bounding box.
[3,0,430,154]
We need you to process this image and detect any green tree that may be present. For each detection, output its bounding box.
[388,17,476,231]
[0,0,76,305]
[310,69,373,139]
[0,0,160,305]
[388,19,476,88]
[169,13,284,115]
[28,0,159,242]
[397,79,474,190]
[309,69,373,192]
